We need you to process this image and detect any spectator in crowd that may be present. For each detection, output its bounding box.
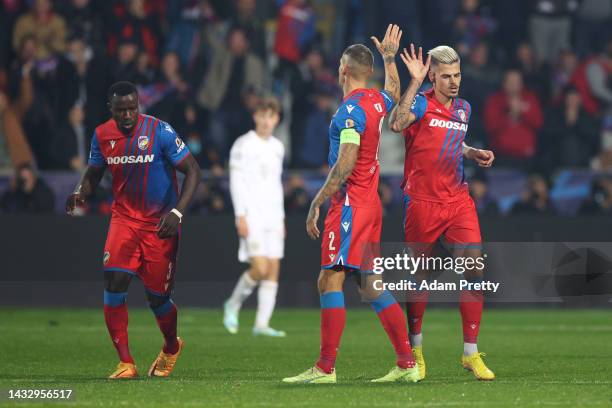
[1,163,55,213]
[289,47,335,166]
[141,51,189,112]
[110,38,142,85]
[192,177,230,214]
[58,0,105,55]
[528,0,578,65]
[12,0,67,61]
[511,173,556,215]
[514,41,550,102]
[0,77,34,169]
[108,0,162,68]
[9,33,79,169]
[165,0,219,85]
[541,87,600,169]
[273,0,316,92]
[52,104,86,170]
[484,68,544,166]
[579,176,612,214]
[571,37,612,117]
[590,114,612,170]
[490,0,531,60]
[197,26,264,164]
[461,41,500,146]
[0,0,27,71]
[574,0,612,57]
[297,83,333,169]
[226,0,267,60]
[452,0,497,57]
[469,170,499,215]
[550,49,579,102]
[64,33,111,138]
[284,173,309,214]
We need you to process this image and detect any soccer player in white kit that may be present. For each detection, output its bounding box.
[223,97,287,337]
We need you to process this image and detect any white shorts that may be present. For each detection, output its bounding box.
[238,221,284,263]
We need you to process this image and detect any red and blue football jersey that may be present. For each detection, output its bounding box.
[402,88,472,202]
[328,88,394,208]
[89,114,190,230]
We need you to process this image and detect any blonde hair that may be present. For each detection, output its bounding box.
[428,45,460,66]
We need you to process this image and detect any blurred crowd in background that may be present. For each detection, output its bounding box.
[0,0,611,216]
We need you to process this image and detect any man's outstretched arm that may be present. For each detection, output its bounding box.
[389,44,431,133]
[462,143,495,168]
[371,24,402,103]
[157,154,202,238]
[306,143,359,240]
[66,165,105,214]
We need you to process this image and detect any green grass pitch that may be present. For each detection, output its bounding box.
[1,308,611,407]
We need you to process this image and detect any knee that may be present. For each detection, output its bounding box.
[317,270,343,294]
[146,291,170,309]
[105,273,131,293]
[250,264,267,281]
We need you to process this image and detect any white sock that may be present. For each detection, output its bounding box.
[226,271,258,312]
[254,280,278,329]
[464,342,478,356]
[410,333,423,347]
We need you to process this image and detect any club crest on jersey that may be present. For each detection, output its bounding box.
[103,251,110,265]
[138,135,149,150]
[457,109,466,122]
[374,103,383,113]
[345,119,355,128]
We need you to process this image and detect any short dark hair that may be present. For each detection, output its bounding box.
[342,44,374,70]
[254,96,281,114]
[341,44,374,79]
[107,81,138,103]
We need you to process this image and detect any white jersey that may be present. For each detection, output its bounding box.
[229,130,285,226]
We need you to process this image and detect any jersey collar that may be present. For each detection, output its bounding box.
[343,87,368,102]
[113,114,145,138]
[425,88,456,113]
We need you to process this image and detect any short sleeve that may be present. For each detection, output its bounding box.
[159,120,190,166]
[88,131,105,166]
[334,103,366,134]
[410,93,428,122]
[380,90,396,112]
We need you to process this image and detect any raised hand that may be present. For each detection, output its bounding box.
[400,43,431,83]
[371,24,403,61]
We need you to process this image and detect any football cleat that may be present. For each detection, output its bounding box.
[253,326,286,337]
[413,346,426,380]
[282,366,336,384]
[148,337,184,377]
[461,352,495,381]
[108,362,138,379]
[371,365,420,383]
[223,301,239,334]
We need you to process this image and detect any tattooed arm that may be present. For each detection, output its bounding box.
[389,44,431,133]
[371,24,402,103]
[306,143,359,239]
